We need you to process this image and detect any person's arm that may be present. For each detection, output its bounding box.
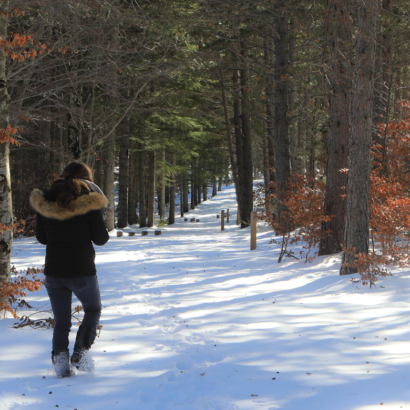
[90,210,109,246]
[36,213,48,245]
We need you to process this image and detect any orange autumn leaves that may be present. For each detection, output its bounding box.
[0,125,20,146]
[0,25,50,145]
[260,176,331,263]
[1,32,37,62]
[368,104,410,268]
[0,266,44,319]
[261,101,410,283]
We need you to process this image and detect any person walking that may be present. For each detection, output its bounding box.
[30,161,109,378]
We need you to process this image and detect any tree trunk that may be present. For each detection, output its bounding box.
[13,152,23,212]
[183,172,189,213]
[94,146,103,188]
[117,120,129,229]
[196,186,200,205]
[309,135,315,184]
[104,127,116,231]
[264,36,275,181]
[190,185,195,209]
[403,66,409,101]
[218,177,222,191]
[147,151,156,227]
[197,164,201,205]
[128,137,138,225]
[393,66,401,121]
[296,110,305,173]
[263,127,270,205]
[0,0,13,288]
[104,28,118,231]
[169,153,176,225]
[85,83,95,166]
[373,0,393,165]
[240,41,253,228]
[190,161,195,209]
[180,173,184,218]
[380,0,394,171]
[49,122,56,180]
[219,71,239,202]
[340,0,378,275]
[58,120,65,174]
[320,0,353,255]
[157,182,161,215]
[264,31,275,199]
[165,185,170,206]
[273,0,292,233]
[268,134,275,182]
[139,140,147,228]
[288,19,297,174]
[159,150,165,219]
[233,48,244,220]
[44,120,51,184]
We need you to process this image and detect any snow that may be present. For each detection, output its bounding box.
[2,184,410,409]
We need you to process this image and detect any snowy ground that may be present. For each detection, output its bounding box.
[2,184,410,410]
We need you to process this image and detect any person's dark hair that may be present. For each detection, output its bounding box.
[45,176,90,210]
[61,161,94,182]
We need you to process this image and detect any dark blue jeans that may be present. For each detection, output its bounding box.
[45,275,102,351]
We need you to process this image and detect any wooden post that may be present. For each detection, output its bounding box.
[142,231,148,236]
[217,214,220,219]
[221,210,225,231]
[128,232,136,237]
[117,231,123,237]
[155,230,162,236]
[250,211,257,250]
[227,208,230,223]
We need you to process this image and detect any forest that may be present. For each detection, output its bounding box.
[3,1,410,407]
[0,0,409,290]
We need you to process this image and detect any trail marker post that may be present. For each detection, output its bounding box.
[227,209,230,223]
[221,210,225,231]
[250,211,257,250]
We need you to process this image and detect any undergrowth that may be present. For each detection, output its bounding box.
[1,266,97,331]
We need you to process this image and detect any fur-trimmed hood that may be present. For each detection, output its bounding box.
[30,188,108,221]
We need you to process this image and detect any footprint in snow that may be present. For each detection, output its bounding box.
[154,344,172,352]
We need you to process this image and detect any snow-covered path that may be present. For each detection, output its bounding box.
[2,185,410,410]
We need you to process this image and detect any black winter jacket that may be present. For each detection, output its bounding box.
[30,189,109,278]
